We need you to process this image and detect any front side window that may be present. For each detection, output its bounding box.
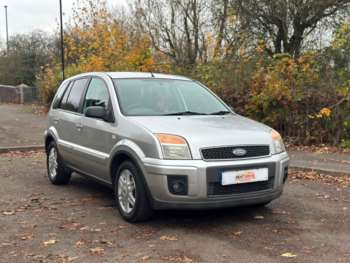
[113,79,230,116]
[83,78,110,113]
[64,78,88,112]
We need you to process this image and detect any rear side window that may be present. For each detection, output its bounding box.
[62,78,88,112]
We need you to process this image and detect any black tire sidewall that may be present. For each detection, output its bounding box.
[114,161,150,221]
[46,141,70,185]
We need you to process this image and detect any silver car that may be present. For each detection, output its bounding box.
[45,72,289,222]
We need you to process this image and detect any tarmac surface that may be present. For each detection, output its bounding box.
[0,104,47,148]
[0,151,349,263]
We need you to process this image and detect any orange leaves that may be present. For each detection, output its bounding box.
[63,0,155,74]
[38,0,157,105]
[250,53,319,113]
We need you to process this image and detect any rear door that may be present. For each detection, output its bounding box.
[55,77,90,169]
[78,77,117,182]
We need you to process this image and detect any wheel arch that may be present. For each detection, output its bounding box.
[44,128,59,154]
[108,143,154,205]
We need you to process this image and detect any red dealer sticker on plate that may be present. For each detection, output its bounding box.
[221,168,269,186]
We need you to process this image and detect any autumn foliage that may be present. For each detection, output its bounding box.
[37,0,350,146]
[38,1,159,103]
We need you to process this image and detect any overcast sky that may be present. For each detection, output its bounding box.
[0,0,126,41]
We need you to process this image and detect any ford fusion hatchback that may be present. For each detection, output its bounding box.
[45,72,289,222]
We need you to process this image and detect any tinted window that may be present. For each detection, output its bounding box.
[52,81,70,109]
[59,82,73,110]
[83,78,110,113]
[113,79,229,116]
[64,78,88,112]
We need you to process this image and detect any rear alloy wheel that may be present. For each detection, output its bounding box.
[46,142,71,185]
[114,161,153,222]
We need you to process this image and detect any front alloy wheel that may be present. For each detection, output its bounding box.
[117,169,136,214]
[114,161,153,222]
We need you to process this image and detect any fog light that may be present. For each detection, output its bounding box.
[167,176,188,195]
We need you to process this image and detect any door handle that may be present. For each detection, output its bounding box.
[53,118,59,124]
[75,123,83,130]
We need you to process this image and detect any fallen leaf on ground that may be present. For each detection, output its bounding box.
[2,210,15,216]
[160,255,193,262]
[142,255,151,261]
[20,235,33,240]
[290,169,350,188]
[89,247,104,255]
[281,252,297,258]
[160,235,178,241]
[79,226,90,231]
[59,222,82,230]
[100,239,113,246]
[232,231,243,236]
[43,239,57,246]
[0,242,13,247]
[75,240,85,247]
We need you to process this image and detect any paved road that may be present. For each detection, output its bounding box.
[0,152,349,263]
[289,150,350,174]
[0,104,47,148]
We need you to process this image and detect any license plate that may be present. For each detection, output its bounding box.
[221,168,268,186]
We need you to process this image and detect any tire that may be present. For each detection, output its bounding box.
[46,141,71,185]
[251,201,271,208]
[114,161,153,222]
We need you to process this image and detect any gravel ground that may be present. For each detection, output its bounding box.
[0,151,349,263]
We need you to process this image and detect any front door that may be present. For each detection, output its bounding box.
[78,77,117,183]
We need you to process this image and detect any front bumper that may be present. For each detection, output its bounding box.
[141,152,289,209]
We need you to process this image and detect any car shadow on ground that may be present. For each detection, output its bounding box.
[68,173,277,227]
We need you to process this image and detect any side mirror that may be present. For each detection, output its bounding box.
[85,106,108,121]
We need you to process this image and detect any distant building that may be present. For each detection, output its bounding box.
[0,84,38,104]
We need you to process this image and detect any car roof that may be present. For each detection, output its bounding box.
[107,72,191,80]
[67,72,192,81]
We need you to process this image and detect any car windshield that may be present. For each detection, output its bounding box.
[113,78,231,116]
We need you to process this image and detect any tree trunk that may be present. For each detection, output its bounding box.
[214,0,228,58]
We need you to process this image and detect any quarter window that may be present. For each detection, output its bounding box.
[52,81,70,109]
[59,82,73,110]
[83,78,110,113]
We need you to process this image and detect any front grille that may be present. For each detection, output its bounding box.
[201,145,270,160]
[207,163,275,196]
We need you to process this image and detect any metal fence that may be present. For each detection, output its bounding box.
[0,84,38,104]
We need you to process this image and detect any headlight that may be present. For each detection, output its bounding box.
[271,130,286,154]
[155,134,192,160]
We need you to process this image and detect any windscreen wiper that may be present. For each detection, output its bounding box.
[208,110,231,115]
[163,111,208,116]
